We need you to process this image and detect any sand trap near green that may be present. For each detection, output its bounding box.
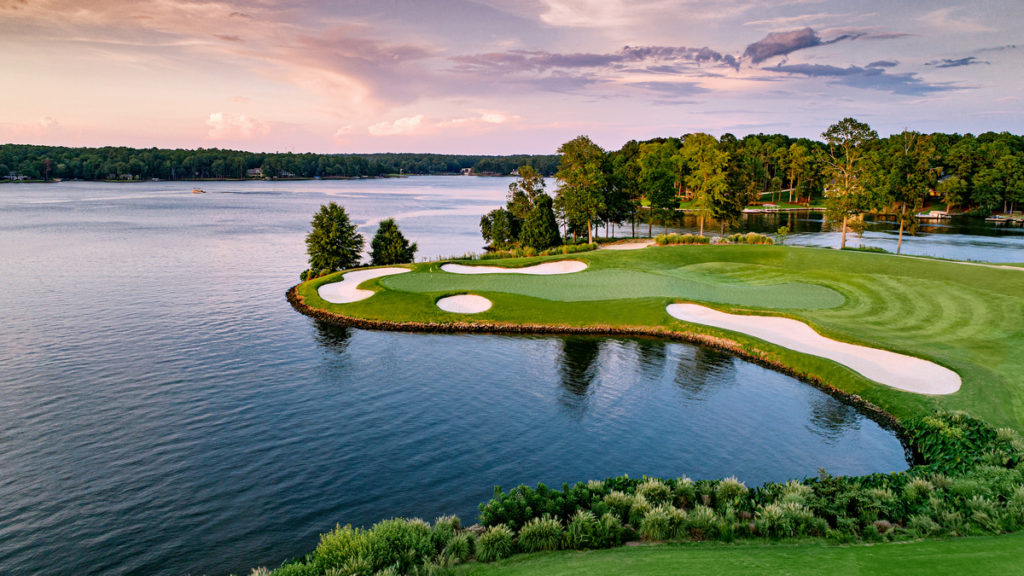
[441,261,587,275]
[666,303,961,395]
[317,267,411,304]
[436,294,492,313]
[601,240,655,250]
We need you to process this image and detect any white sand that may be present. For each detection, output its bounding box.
[601,240,655,250]
[436,294,493,313]
[317,267,411,304]
[666,303,961,395]
[441,261,587,275]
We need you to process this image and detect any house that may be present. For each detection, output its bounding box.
[246,168,263,177]
[460,167,473,175]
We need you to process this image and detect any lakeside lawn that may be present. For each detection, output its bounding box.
[457,533,1024,576]
[297,244,1024,432]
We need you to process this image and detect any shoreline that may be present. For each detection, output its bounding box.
[286,284,907,444]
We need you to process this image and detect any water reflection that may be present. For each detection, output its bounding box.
[557,337,602,414]
[675,346,734,400]
[806,395,862,441]
[313,321,354,352]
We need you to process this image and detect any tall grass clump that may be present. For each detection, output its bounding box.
[475,525,514,563]
[311,524,369,572]
[365,518,435,574]
[655,233,709,245]
[564,510,600,550]
[516,515,563,552]
[726,232,774,245]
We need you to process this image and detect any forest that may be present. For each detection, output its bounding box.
[0,145,561,181]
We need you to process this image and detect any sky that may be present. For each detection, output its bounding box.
[0,0,1022,154]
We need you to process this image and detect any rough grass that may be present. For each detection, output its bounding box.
[456,533,1024,576]
[295,245,1024,432]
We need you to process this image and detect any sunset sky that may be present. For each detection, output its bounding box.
[1,0,1022,154]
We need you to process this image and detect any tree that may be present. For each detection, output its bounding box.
[878,131,935,254]
[681,133,730,236]
[554,135,606,244]
[480,208,516,250]
[520,194,562,250]
[820,117,878,249]
[370,218,418,265]
[506,165,547,221]
[638,141,678,236]
[306,202,363,272]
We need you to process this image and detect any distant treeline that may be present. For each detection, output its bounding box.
[0,144,562,181]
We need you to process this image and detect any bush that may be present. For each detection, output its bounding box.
[516,515,563,552]
[603,490,633,523]
[564,510,599,550]
[475,525,514,563]
[638,506,674,541]
[636,478,672,505]
[364,518,435,574]
[684,505,719,540]
[594,512,624,548]
[441,534,472,564]
[431,516,459,552]
[673,476,697,509]
[312,524,369,572]
[727,232,774,245]
[655,233,709,245]
[904,477,934,503]
[628,494,652,527]
[715,477,748,505]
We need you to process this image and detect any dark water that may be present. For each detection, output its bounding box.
[1,178,912,576]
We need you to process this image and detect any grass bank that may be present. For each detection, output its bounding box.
[294,244,1024,432]
[457,533,1024,576]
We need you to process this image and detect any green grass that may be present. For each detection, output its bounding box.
[296,245,1024,431]
[457,533,1024,576]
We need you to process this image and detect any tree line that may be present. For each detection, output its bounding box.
[0,144,561,181]
[478,120,1024,254]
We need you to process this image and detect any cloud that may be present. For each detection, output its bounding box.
[765,63,957,96]
[742,27,878,64]
[919,7,994,34]
[368,115,424,136]
[926,57,988,69]
[867,60,898,68]
[451,44,739,76]
[205,112,269,140]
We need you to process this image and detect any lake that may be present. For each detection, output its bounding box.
[2,176,1002,576]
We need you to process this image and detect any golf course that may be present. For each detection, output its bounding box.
[293,243,1024,432]
[282,242,1024,576]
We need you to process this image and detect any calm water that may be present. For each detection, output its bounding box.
[0,177,926,576]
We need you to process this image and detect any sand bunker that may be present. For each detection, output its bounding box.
[666,303,961,395]
[317,267,411,304]
[441,261,587,275]
[437,294,492,313]
[601,240,655,250]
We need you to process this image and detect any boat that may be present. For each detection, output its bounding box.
[916,210,950,220]
[191,188,206,194]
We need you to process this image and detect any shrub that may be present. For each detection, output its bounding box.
[365,518,435,574]
[778,480,814,506]
[603,490,633,522]
[628,494,652,527]
[431,516,459,552]
[594,512,624,548]
[715,477,748,505]
[655,233,709,245]
[727,232,774,245]
[684,505,719,540]
[271,561,319,576]
[903,477,934,503]
[636,478,672,505]
[564,510,599,550]
[516,515,563,552]
[475,525,515,563]
[755,502,817,539]
[441,534,472,564]
[312,524,369,572]
[673,476,697,509]
[908,514,941,536]
[638,506,674,541]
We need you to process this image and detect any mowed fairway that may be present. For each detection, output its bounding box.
[297,245,1024,431]
[456,533,1024,576]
